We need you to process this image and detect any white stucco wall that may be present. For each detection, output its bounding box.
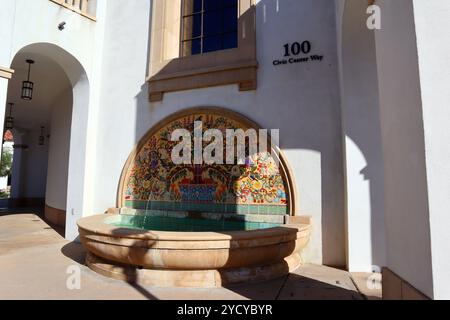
[22,128,49,198]
[338,0,386,272]
[4,1,97,71]
[10,129,24,199]
[45,88,72,211]
[0,0,447,297]
[0,0,107,240]
[0,79,8,142]
[0,0,15,68]
[8,127,49,200]
[92,0,346,266]
[412,0,450,300]
[374,0,434,298]
[337,0,450,296]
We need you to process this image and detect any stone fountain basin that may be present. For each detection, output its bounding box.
[77,214,311,287]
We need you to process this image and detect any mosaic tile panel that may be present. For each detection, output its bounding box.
[122,112,289,216]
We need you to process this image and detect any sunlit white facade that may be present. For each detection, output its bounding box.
[0,0,449,299]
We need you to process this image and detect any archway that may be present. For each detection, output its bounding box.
[2,43,90,238]
[119,107,297,224]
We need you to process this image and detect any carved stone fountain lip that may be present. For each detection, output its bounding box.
[77,213,312,288]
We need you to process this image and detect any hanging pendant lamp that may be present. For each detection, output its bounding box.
[38,126,45,146]
[5,103,14,130]
[21,59,35,101]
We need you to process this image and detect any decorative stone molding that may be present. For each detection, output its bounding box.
[49,0,96,21]
[148,0,257,102]
[0,66,14,80]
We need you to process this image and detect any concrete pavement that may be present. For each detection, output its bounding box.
[0,211,381,300]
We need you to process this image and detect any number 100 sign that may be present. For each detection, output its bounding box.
[283,41,312,57]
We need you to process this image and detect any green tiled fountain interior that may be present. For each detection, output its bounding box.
[119,207,287,225]
[108,214,281,232]
[124,200,289,215]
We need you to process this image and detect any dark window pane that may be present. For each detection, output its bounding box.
[203,11,223,36]
[223,7,238,33]
[204,0,222,11]
[222,32,238,50]
[203,36,222,53]
[183,14,202,39]
[183,39,202,55]
[183,0,203,15]
[224,0,238,9]
[205,0,237,10]
[224,0,238,5]
[182,0,238,56]
[193,0,202,13]
[191,38,202,55]
[192,13,202,38]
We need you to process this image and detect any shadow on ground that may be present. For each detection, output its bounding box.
[61,241,158,300]
[61,240,374,300]
[0,211,380,300]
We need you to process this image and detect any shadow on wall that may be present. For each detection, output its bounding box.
[132,0,349,268]
[340,0,386,270]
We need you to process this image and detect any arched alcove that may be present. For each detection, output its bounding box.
[6,43,90,239]
[118,107,297,222]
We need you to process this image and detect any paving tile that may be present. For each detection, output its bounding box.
[278,264,364,300]
[351,272,382,300]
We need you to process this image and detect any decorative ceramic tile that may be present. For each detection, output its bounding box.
[123,112,289,215]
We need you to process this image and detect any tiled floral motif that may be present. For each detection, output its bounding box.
[123,113,289,215]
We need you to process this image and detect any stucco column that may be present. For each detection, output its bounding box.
[374,0,433,299]
[10,129,25,199]
[0,77,9,138]
[338,0,386,273]
[0,71,14,159]
[411,0,450,300]
[65,73,90,241]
